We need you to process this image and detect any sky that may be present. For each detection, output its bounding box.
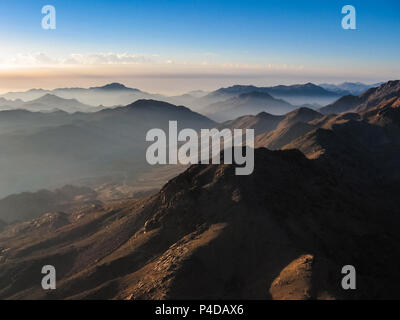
[0,0,399,94]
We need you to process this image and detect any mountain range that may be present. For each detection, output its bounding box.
[0,83,162,107]
[0,94,100,113]
[319,80,400,115]
[204,91,296,121]
[200,83,342,107]
[1,81,364,116]
[0,99,214,199]
[0,80,399,299]
[319,82,383,96]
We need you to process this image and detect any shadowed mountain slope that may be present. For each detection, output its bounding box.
[1,80,400,300]
[0,185,98,223]
[319,81,400,116]
[1,147,400,299]
[1,83,166,107]
[254,86,400,177]
[221,107,322,138]
[255,121,315,150]
[319,95,362,115]
[276,107,322,129]
[221,112,284,136]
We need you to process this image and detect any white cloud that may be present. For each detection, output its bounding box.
[69,53,153,65]
[0,52,156,67]
[0,52,307,77]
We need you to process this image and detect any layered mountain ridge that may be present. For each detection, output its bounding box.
[1,80,400,300]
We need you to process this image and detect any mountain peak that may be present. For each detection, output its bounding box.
[35,93,70,102]
[287,107,321,116]
[29,88,46,92]
[277,107,322,129]
[120,99,208,119]
[90,83,139,91]
[255,111,276,118]
[126,99,181,109]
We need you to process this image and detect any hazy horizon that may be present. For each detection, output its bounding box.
[1,0,399,95]
[0,77,390,97]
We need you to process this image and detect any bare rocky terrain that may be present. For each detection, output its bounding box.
[1,81,400,300]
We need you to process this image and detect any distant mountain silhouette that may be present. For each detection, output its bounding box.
[267,83,336,97]
[89,82,140,92]
[203,91,295,121]
[0,99,214,198]
[203,83,342,106]
[0,97,24,109]
[24,94,97,112]
[0,83,164,107]
[0,82,344,112]
[209,83,336,98]
[320,82,383,96]
[0,93,100,113]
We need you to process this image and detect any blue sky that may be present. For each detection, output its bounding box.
[0,0,399,93]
